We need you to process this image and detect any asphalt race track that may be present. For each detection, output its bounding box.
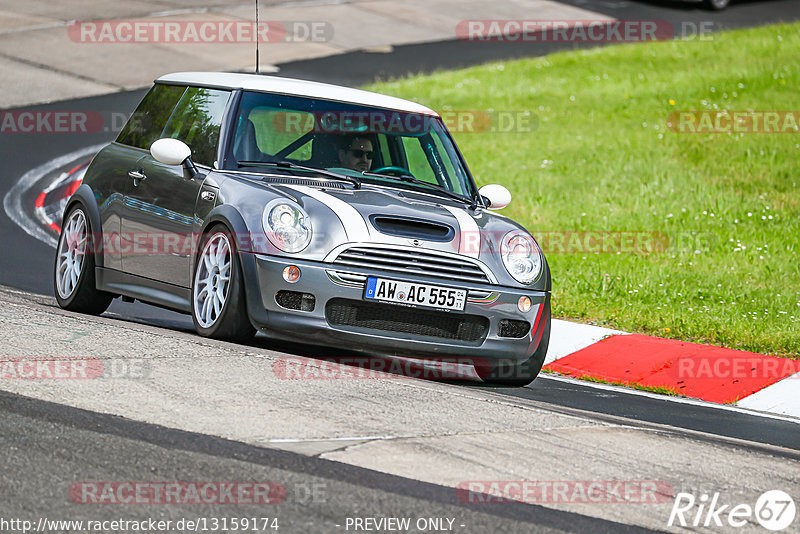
[1,1,799,532]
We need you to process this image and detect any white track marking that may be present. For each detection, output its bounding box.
[34,166,88,230]
[537,373,800,425]
[268,436,394,443]
[3,144,104,248]
[546,319,629,365]
[736,372,800,418]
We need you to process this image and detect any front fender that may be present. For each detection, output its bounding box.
[64,184,104,269]
[199,204,270,329]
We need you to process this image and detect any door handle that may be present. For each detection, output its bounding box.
[128,170,146,186]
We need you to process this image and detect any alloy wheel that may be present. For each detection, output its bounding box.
[193,233,232,328]
[56,210,88,299]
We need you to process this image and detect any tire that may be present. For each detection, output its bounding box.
[191,225,256,342]
[476,302,551,387]
[704,0,730,10]
[54,205,113,314]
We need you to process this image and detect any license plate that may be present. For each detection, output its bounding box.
[364,277,467,312]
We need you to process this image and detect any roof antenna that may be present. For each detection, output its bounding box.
[255,0,260,74]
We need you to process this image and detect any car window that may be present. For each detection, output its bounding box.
[427,133,463,194]
[249,108,315,161]
[227,91,479,201]
[116,84,186,150]
[400,137,438,184]
[161,87,231,167]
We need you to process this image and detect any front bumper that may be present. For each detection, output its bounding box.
[244,253,549,363]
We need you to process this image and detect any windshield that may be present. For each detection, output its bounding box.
[226,91,478,200]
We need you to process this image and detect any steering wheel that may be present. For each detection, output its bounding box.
[371,166,413,177]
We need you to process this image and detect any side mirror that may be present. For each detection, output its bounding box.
[479,184,512,210]
[150,138,199,180]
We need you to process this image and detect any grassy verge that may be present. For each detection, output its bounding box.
[364,23,800,358]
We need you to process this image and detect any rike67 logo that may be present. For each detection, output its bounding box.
[668,490,796,531]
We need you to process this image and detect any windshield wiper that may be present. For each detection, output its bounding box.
[363,171,476,209]
[238,160,361,189]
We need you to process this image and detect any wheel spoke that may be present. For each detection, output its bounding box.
[201,296,211,322]
[217,241,228,265]
[213,294,221,317]
[61,267,71,292]
[65,219,75,244]
[210,241,220,265]
[198,280,209,295]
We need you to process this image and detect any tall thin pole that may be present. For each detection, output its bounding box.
[255,0,260,74]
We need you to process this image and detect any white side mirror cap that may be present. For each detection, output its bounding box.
[151,138,191,166]
[479,184,512,210]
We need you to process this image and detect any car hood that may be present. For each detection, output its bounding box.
[273,183,506,258]
[217,175,543,288]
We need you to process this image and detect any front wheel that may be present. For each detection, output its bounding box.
[54,206,113,314]
[192,226,256,342]
[475,304,551,387]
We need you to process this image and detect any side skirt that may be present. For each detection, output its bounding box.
[96,267,192,314]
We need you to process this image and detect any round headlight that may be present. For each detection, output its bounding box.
[262,200,312,253]
[501,231,542,285]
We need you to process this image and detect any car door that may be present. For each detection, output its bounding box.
[120,86,231,288]
[100,83,186,271]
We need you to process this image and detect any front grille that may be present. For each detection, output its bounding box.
[276,290,316,311]
[333,246,490,284]
[498,319,530,338]
[325,298,489,342]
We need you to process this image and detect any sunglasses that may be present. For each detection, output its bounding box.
[348,149,375,159]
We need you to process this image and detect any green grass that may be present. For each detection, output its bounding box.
[364,23,800,358]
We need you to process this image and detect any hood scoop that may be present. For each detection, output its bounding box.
[369,215,455,242]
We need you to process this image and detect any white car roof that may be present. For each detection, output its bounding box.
[156,72,439,116]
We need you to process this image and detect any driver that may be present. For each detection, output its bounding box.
[337,134,375,172]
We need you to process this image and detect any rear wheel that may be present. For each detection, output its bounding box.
[192,225,256,342]
[54,206,113,314]
[476,303,551,387]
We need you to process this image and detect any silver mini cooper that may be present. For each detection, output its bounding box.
[54,72,551,385]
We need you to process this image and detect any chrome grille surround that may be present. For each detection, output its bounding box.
[328,244,495,285]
